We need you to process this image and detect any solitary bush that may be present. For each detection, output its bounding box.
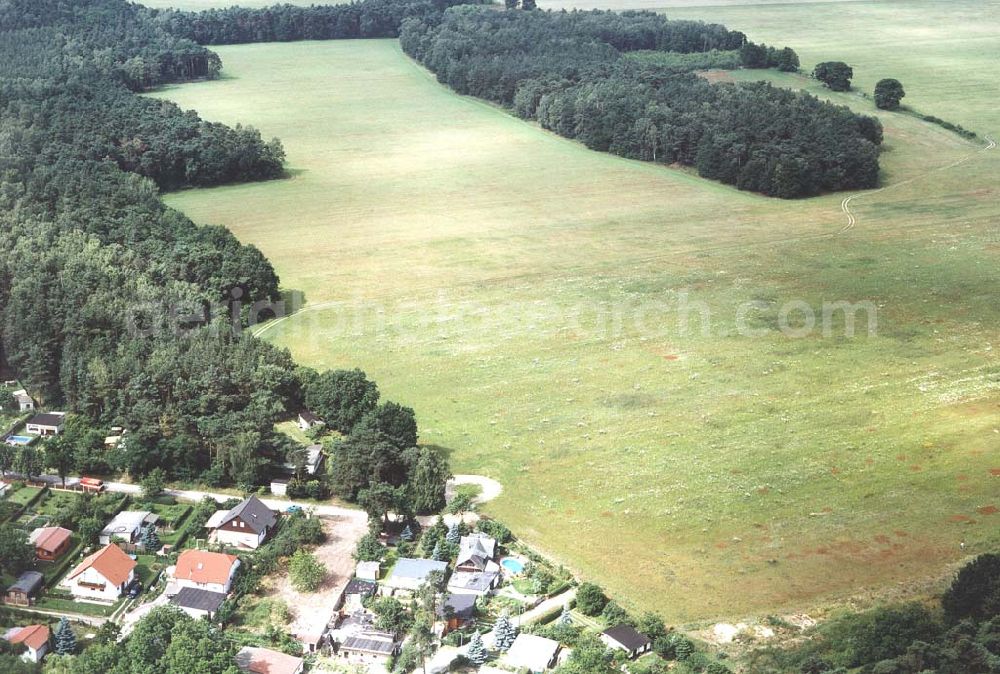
[575,582,609,616]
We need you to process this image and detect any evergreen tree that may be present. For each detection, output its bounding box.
[493,612,518,651]
[432,540,445,561]
[559,604,573,625]
[446,522,461,545]
[54,618,76,655]
[467,632,488,664]
[401,524,414,542]
[141,525,160,552]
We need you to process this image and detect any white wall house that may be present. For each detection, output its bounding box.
[25,412,65,435]
[172,549,240,594]
[63,544,136,602]
[205,495,277,550]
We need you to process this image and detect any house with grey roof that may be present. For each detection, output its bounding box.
[447,569,499,596]
[337,630,399,665]
[170,587,228,620]
[456,533,499,574]
[383,558,448,592]
[205,495,277,549]
[99,510,158,545]
[3,571,43,607]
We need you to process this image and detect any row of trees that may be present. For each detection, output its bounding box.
[400,7,883,197]
[151,0,490,45]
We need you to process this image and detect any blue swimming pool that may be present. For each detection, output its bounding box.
[501,557,525,574]
[5,435,32,446]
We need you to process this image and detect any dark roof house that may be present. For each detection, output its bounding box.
[4,571,44,606]
[600,624,652,658]
[219,495,277,534]
[171,587,228,618]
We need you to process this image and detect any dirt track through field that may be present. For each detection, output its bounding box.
[840,133,996,233]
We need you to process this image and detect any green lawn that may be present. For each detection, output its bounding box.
[7,485,44,507]
[150,4,999,623]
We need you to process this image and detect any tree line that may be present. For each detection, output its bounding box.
[149,0,490,45]
[400,6,883,197]
[0,0,447,499]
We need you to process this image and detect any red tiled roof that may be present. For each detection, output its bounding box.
[68,543,136,586]
[31,526,72,553]
[10,624,49,651]
[175,549,239,586]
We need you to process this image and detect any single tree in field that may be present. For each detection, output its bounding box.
[814,61,853,91]
[54,618,76,655]
[575,582,609,616]
[776,47,800,72]
[289,550,326,592]
[874,78,905,110]
[467,632,488,664]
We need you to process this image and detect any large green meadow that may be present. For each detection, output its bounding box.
[149,1,1000,622]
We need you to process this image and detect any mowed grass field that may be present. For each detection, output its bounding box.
[150,3,999,622]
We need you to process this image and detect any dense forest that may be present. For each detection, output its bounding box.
[0,0,445,502]
[400,6,883,197]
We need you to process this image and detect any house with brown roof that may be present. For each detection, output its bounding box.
[205,495,277,549]
[235,646,304,674]
[171,549,240,594]
[62,543,136,602]
[28,526,73,561]
[5,624,50,663]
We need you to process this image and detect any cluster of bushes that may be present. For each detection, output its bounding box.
[747,553,1000,673]
[401,7,882,197]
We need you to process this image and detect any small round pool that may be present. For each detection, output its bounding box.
[501,557,525,574]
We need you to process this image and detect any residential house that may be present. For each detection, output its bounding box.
[283,444,324,476]
[205,495,277,549]
[6,624,50,664]
[170,587,228,620]
[600,625,652,659]
[356,561,380,581]
[328,610,376,644]
[172,549,240,594]
[297,410,324,431]
[63,543,136,602]
[3,571,43,607]
[436,592,477,635]
[383,558,448,593]
[341,578,377,613]
[12,389,34,412]
[455,533,499,574]
[446,570,499,597]
[504,634,560,673]
[25,412,65,435]
[338,630,399,666]
[270,479,289,496]
[99,510,158,546]
[28,526,73,561]
[235,646,304,674]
